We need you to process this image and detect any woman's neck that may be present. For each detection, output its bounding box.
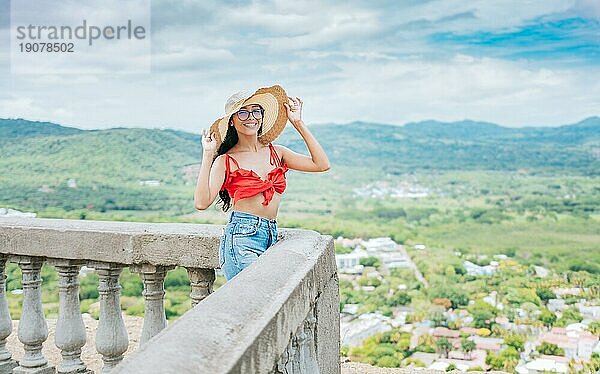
[235,135,264,152]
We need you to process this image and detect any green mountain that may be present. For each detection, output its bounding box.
[0,116,598,214]
[295,117,599,174]
[0,118,83,138]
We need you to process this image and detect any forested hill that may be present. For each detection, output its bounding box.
[1,116,598,181]
[284,116,599,175]
[0,118,83,138]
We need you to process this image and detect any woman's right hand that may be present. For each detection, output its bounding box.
[201,129,218,158]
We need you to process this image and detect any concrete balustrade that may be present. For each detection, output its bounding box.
[50,259,90,374]
[0,217,339,373]
[0,256,18,372]
[14,256,55,374]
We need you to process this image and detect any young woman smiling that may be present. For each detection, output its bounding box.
[195,84,330,281]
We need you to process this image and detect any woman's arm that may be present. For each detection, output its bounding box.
[194,129,226,210]
[275,121,330,172]
[280,96,330,172]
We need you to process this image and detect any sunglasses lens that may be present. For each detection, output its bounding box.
[252,109,263,119]
[237,110,249,120]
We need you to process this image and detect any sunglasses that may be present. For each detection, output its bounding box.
[236,108,264,121]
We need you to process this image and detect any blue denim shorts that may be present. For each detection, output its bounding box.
[219,210,279,281]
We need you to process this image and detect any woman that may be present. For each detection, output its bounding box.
[194,84,330,281]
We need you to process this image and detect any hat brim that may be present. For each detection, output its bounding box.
[209,84,288,148]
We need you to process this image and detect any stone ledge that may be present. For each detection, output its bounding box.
[112,232,337,373]
[0,216,317,268]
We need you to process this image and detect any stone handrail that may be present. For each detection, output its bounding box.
[0,217,340,374]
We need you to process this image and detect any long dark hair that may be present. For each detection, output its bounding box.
[215,112,264,212]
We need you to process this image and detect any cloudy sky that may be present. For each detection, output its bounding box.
[1,0,599,131]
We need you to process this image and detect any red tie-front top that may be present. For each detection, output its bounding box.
[221,143,289,206]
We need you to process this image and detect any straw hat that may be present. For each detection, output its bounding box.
[209,84,289,147]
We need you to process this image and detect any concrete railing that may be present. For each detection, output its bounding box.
[0,217,340,374]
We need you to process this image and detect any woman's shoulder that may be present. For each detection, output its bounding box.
[212,154,227,167]
[271,143,288,153]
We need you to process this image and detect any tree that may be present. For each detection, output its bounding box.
[360,256,381,268]
[504,333,525,352]
[461,338,476,360]
[418,334,435,347]
[429,311,446,327]
[555,309,583,327]
[432,298,452,309]
[376,355,400,368]
[585,353,600,372]
[486,346,519,372]
[430,286,470,309]
[502,355,519,372]
[436,337,452,358]
[536,288,556,303]
[468,300,497,328]
[388,291,411,307]
[539,308,557,327]
[491,324,504,337]
[506,288,541,306]
[537,341,564,356]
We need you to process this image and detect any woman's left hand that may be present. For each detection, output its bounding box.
[284,96,303,126]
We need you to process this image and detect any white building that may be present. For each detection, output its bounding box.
[378,252,410,268]
[0,208,36,217]
[463,260,496,276]
[483,291,504,310]
[533,265,549,277]
[139,180,161,187]
[547,299,567,312]
[523,357,568,373]
[552,287,582,296]
[335,236,362,249]
[342,304,359,315]
[340,312,392,347]
[362,237,398,252]
[335,249,368,274]
[578,304,600,319]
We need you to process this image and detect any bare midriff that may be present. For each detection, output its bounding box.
[232,192,281,220]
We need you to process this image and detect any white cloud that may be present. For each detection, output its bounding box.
[295,54,599,127]
[153,46,235,69]
[562,0,600,20]
[256,9,381,51]
[0,1,598,130]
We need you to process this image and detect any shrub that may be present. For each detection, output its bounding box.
[360,256,381,268]
[377,355,400,368]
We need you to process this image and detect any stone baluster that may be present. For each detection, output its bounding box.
[50,260,92,374]
[0,256,18,372]
[93,263,128,374]
[130,264,173,346]
[14,256,55,374]
[186,268,215,307]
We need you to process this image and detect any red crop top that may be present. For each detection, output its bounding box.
[220,143,289,206]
